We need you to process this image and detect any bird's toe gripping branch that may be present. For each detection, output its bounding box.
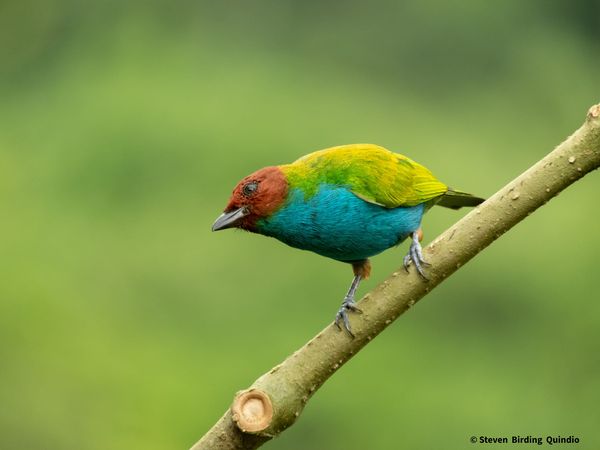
[334,270,365,337]
[335,296,362,337]
[403,229,430,280]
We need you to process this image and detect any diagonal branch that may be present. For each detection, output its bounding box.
[191,104,600,450]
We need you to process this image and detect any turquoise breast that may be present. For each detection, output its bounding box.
[256,184,424,262]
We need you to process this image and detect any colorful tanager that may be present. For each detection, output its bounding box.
[212,144,484,336]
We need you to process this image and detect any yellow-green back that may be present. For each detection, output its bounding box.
[280,144,448,207]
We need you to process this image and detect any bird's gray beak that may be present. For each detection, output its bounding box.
[211,207,249,231]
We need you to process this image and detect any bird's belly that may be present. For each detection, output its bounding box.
[257,185,425,261]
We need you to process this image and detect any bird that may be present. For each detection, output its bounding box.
[212,144,484,336]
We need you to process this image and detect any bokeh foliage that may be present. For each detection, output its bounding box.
[1,1,599,449]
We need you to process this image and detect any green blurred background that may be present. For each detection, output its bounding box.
[1,1,599,449]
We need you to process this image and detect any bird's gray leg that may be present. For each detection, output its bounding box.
[335,275,363,337]
[403,230,430,280]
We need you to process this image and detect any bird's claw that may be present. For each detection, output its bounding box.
[335,296,362,337]
[403,234,430,280]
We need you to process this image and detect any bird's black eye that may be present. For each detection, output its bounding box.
[242,181,258,197]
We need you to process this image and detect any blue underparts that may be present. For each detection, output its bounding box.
[257,184,424,262]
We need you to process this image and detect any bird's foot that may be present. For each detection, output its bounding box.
[403,232,430,280]
[335,296,362,338]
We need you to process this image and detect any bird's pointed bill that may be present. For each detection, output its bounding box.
[212,207,249,231]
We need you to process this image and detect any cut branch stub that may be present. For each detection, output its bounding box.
[231,389,274,434]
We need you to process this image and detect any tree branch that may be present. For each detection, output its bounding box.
[191,104,600,450]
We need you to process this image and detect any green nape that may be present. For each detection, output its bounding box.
[279,144,448,208]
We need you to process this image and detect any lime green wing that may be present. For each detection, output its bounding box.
[283,144,448,208]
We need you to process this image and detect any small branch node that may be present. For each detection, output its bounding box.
[231,389,273,433]
[587,104,600,120]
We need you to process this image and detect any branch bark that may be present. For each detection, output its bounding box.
[191,104,600,450]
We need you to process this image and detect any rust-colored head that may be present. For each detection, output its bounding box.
[212,166,288,232]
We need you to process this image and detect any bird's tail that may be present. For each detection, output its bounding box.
[437,189,485,210]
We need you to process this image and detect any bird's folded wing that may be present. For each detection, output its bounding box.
[348,149,448,208]
[287,143,448,208]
